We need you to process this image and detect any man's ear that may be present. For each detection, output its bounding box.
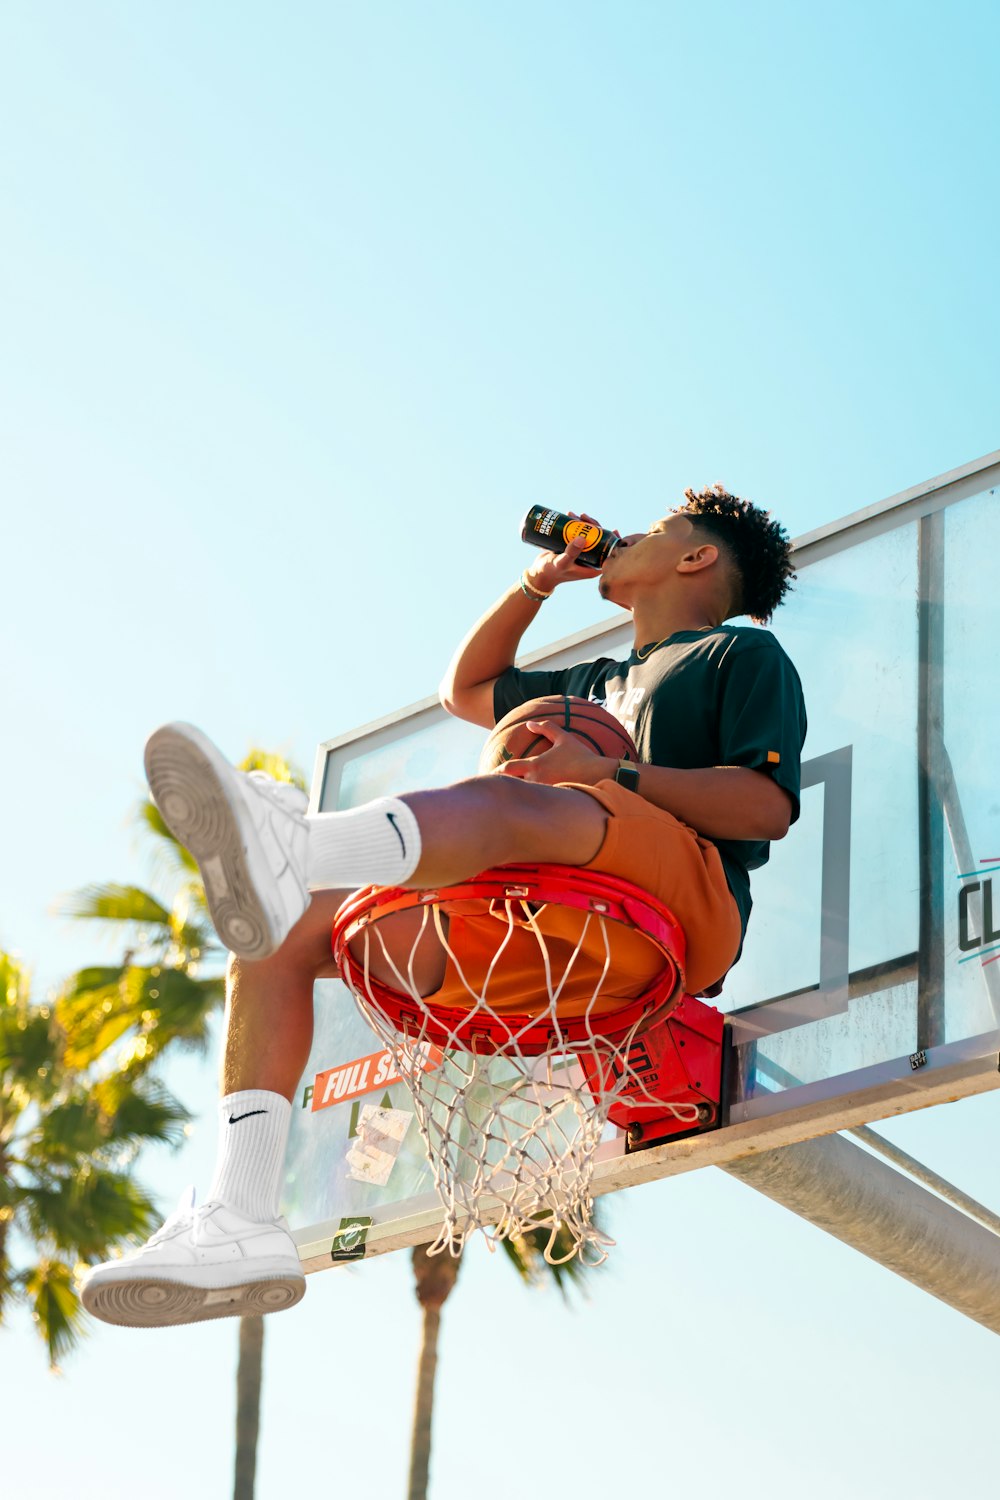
[676,543,719,575]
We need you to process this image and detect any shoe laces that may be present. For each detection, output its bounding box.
[147,1185,197,1245]
[245,772,308,817]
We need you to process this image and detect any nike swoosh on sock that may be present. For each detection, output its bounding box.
[386,811,407,858]
[229,1109,269,1124]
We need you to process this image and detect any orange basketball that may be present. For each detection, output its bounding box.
[479,695,639,773]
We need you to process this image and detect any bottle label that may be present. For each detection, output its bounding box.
[562,519,602,552]
[533,508,559,537]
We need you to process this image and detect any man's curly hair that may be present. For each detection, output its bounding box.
[675,484,795,625]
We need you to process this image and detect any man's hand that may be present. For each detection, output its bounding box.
[500,722,617,786]
[440,512,620,730]
[524,512,620,594]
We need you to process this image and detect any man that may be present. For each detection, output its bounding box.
[82,484,805,1328]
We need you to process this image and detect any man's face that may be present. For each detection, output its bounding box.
[598,510,704,603]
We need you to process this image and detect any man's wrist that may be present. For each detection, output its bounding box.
[590,755,619,784]
[519,571,552,603]
[613,758,641,792]
[524,558,560,591]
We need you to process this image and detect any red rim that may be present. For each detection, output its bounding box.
[331,863,686,1055]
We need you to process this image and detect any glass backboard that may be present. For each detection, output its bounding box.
[283,455,1000,1270]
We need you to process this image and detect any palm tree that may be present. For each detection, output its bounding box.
[233,1315,265,1500]
[57,749,306,1500]
[407,1222,599,1500]
[0,947,188,1368]
[409,1245,462,1500]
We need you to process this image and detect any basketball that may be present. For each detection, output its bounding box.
[479,694,640,773]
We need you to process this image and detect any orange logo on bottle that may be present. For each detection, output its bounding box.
[563,520,601,551]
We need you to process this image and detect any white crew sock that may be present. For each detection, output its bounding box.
[207,1090,293,1221]
[306,796,422,889]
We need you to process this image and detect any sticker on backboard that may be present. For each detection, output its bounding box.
[312,1042,443,1112]
[330,1216,374,1263]
[345,1104,414,1186]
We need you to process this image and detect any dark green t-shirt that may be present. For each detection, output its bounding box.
[493,624,807,948]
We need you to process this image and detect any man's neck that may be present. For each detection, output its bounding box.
[630,602,723,649]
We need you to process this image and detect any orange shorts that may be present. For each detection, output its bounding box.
[423,779,742,1019]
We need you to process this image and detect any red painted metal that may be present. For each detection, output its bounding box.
[331,863,686,1055]
[578,993,726,1145]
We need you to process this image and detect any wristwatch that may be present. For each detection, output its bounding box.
[614,758,641,792]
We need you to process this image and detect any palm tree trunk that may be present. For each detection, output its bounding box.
[408,1302,442,1500]
[233,1314,265,1500]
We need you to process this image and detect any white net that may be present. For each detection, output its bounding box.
[334,870,694,1265]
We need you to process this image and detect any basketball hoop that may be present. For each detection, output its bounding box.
[331,864,694,1264]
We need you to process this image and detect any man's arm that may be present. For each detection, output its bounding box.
[502,727,793,842]
[619,761,793,841]
[438,582,547,728]
[439,534,597,727]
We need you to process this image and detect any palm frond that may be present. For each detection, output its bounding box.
[126,966,224,1050]
[497,1233,535,1283]
[20,1166,159,1258]
[168,906,217,960]
[55,967,137,1070]
[31,1095,104,1164]
[0,982,60,1110]
[0,950,32,1006]
[18,1182,82,1253]
[58,964,128,1001]
[0,1242,16,1326]
[55,882,173,929]
[68,1168,160,1253]
[20,1258,87,1368]
[25,1077,185,1169]
[91,1074,190,1152]
[238,748,307,791]
[135,798,200,874]
[499,1216,605,1300]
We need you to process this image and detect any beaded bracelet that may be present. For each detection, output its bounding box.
[519,572,553,602]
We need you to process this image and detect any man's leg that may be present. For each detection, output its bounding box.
[221,890,345,1101]
[80,878,455,1329]
[219,890,453,1099]
[397,774,608,886]
[200,890,347,1231]
[205,881,454,1212]
[142,720,608,962]
[77,898,326,1331]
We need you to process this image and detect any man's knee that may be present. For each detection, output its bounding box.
[227,890,348,981]
[453,770,545,825]
[472,772,607,845]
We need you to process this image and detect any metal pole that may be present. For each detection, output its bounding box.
[721,1132,1000,1336]
[917,510,946,1048]
[849,1125,1000,1238]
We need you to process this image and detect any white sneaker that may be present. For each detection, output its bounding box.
[144,722,311,960]
[80,1190,307,1328]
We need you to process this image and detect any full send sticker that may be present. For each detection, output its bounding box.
[311,1042,443,1112]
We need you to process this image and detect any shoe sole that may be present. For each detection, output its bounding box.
[144,723,285,961]
[82,1271,306,1328]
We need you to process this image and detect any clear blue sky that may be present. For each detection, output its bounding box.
[2,4,999,1497]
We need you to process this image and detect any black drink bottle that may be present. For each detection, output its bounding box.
[520,506,620,570]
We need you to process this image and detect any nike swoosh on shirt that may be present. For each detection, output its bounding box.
[229,1110,268,1124]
